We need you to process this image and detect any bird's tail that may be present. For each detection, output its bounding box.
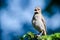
[42,30,46,35]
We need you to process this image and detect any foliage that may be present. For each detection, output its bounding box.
[19,32,60,40]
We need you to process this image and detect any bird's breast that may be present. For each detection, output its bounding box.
[32,14,45,30]
[34,14,41,19]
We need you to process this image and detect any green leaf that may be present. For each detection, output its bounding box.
[19,32,60,40]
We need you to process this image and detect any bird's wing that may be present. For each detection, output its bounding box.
[41,16,46,30]
[32,15,35,25]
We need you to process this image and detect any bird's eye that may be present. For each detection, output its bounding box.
[34,9,37,11]
[38,9,40,10]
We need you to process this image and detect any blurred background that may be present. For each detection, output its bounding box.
[0,0,60,40]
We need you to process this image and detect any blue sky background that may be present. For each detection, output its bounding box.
[0,0,60,40]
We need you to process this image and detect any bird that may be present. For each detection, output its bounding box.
[32,7,46,36]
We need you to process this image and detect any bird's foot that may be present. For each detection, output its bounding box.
[37,35,41,37]
[37,31,43,37]
[37,33,42,37]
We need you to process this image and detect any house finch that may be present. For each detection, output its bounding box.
[32,7,46,36]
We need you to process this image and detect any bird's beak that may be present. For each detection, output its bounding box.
[35,12,38,14]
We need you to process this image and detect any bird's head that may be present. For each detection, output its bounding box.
[34,7,41,14]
